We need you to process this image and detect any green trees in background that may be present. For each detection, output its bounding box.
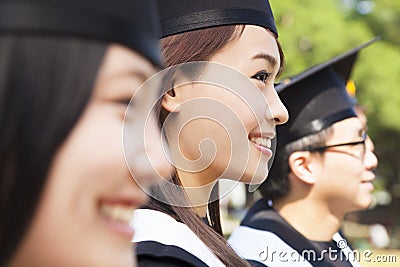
[272,0,400,235]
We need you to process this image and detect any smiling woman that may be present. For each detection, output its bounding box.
[131,1,288,266]
[0,0,172,266]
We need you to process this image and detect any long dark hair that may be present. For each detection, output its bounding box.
[148,25,285,267]
[0,35,107,265]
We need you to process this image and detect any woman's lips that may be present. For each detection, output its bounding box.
[249,136,273,158]
[249,136,272,149]
[99,201,137,239]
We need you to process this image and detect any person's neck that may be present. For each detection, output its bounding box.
[176,169,217,217]
[274,197,342,242]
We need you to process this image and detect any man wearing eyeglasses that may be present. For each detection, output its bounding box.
[228,40,379,267]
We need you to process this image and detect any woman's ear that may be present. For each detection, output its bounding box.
[288,151,318,185]
[161,82,182,113]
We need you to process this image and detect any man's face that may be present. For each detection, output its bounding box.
[313,117,378,216]
[355,105,376,154]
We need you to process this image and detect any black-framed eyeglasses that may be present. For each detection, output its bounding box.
[300,132,367,160]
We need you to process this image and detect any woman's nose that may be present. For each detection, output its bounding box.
[146,115,174,179]
[265,86,289,125]
[127,113,174,188]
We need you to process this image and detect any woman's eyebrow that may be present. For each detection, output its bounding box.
[252,52,277,67]
[108,69,150,87]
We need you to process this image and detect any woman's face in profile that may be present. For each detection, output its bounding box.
[162,25,288,186]
[9,45,172,267]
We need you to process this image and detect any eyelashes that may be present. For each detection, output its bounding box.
[251,71,272,84]
[118,98,133,106]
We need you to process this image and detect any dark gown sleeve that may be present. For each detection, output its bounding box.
[247,259,270,267]
[138,255,193,267]
[135,241,208,267]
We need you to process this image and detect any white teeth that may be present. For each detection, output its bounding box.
[255,137,262,145]
[100,204,135,224]
[261,138,268,147]
[250,137,271,149]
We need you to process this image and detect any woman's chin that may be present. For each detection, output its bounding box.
[240,171,269,185]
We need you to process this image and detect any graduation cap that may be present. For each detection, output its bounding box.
[156,0,278,38]
[275,38,379,148]
[0,0,162,66]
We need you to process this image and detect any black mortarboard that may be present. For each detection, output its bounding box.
[156,0,278,38]
[275,38,378,148]
[0,0,162,66]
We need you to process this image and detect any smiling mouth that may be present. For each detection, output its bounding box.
[99,202,137,238]
[249,136,272,149]
[100,203,135,224]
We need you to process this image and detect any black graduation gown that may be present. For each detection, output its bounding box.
[228,199,360,267]
[132,209,226,267]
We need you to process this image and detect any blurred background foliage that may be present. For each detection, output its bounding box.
[271,0,400,249]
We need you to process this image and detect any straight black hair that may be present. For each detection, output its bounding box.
[0,35,107,265]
